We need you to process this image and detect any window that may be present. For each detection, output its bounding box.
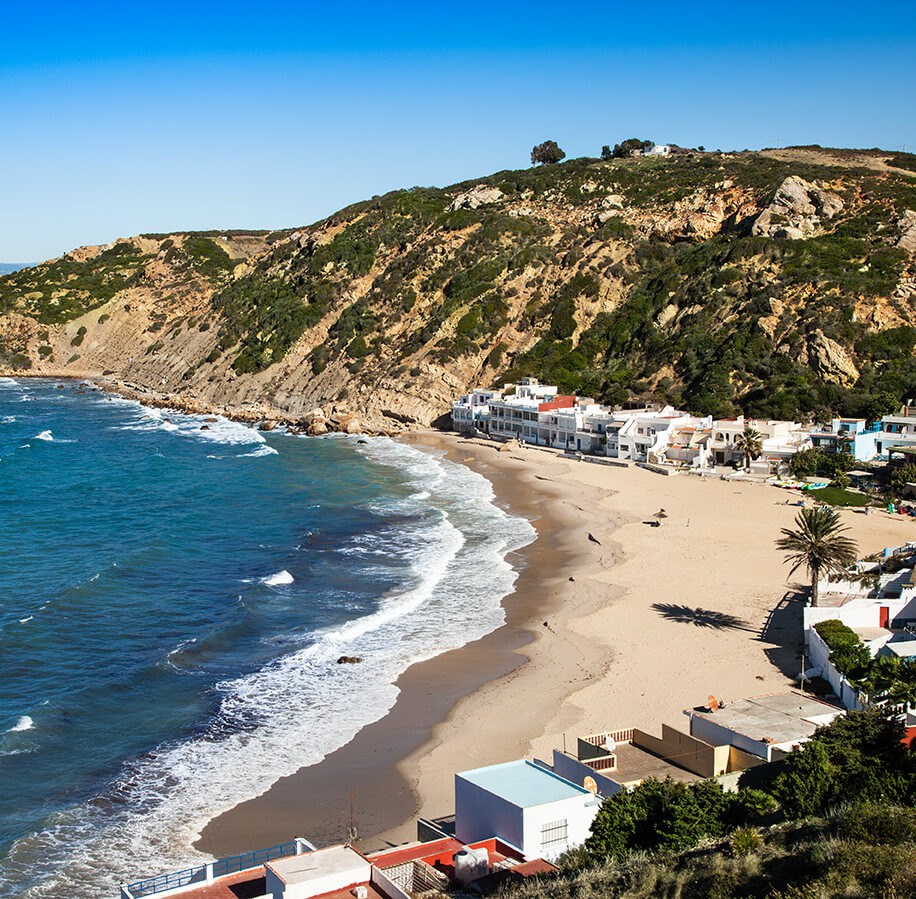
[540,819,568,854]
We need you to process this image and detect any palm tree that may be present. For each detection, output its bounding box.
[776,507,858,606]
[735,425,762,471]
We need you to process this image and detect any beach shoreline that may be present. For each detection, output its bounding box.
[198,429,916,861]
[195,430,607,855]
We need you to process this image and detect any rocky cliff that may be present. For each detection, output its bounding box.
[2,147,916,430]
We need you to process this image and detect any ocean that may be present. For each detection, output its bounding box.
[0,377,534,897]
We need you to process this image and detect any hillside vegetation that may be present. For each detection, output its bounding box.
[1,148,915,427]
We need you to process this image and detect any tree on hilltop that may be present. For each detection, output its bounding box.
[531,140,566,165]
[600,145,612,160]
[613,137,653,158]
[776,507,858,606]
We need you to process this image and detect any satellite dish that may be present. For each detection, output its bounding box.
[583,776,598,794]
[708,695,720,711]
[603,732,616,753]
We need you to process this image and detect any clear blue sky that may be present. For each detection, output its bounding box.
[2,0,914,261]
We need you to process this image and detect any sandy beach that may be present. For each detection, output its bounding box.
[198,431,916,857]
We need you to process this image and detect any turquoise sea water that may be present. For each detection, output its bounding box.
[0,377,534,897]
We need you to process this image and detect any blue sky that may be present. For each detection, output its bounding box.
[1,1,914,261]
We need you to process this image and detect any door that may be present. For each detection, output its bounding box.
[880,606,890,629]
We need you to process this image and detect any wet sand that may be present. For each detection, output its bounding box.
[196,433,602,855]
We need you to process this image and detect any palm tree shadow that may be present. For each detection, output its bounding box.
[651,602,755,632]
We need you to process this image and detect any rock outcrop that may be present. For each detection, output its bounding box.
[450,185,503,211]
[898,211,916,255]
[752,176,844,239]
[807,330,860,386]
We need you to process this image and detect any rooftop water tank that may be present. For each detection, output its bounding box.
[454,846,489,884]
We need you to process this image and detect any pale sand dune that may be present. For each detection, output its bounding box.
[377,433,916,844]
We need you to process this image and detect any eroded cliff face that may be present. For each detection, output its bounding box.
[2,148,916,429]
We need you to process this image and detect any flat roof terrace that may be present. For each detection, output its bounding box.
[688,692,842,744]
[458,760,589,807]
[611,742,702,785]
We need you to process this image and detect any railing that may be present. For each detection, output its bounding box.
[123,839,307,898]
[212,841,298,878]
[582,728,634,746]
[125,865,207,898]
[586,755,618,771]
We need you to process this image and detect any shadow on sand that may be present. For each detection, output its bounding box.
[651,602,754,632]
[651,589,807,681]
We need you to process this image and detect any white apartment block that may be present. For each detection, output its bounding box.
[451,388,503,433]
[453,379,817,472]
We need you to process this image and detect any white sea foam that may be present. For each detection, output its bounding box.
[6,716,33,733]
[239,444,278,457]
[101,393,267,450]
[0,377,19,387]
[1,415,16,424]
[18,616,34,624]
[0,437,536,898]
[33,430,54,441]
[261,570,294,587]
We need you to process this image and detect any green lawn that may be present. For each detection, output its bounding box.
[809,486,871,507]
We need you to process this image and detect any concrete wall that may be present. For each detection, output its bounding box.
[729,745,766,773]
[631,725,729,777]
[549,750,623,797]
[370,866,411,899]
[806,628,865,711]
[686,714,770,762]
[455,776,524,856]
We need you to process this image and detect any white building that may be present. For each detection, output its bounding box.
[611,407,711,463]
[632,144,671,157]
[875,406,916,458]
[488,378,562,443]
[451,388,503,434]
[455,760,600,862]
[660,425,714,469]
[709,417,811,470]
[683,692,842,762]
[265,846,371,899]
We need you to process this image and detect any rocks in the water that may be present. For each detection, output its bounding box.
[258,420,277,432]
[751,176,844,239]
[204,417,218,423]
[200,425,210,430]
[336,656,363,664]
[335,412,361,435]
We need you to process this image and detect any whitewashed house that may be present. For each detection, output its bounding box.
[455,760,600,863]
[451,388,503,434]
[613,407,711,463]
[683,692,843,762]
[709,417,811,471]
[875,406,916,458]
